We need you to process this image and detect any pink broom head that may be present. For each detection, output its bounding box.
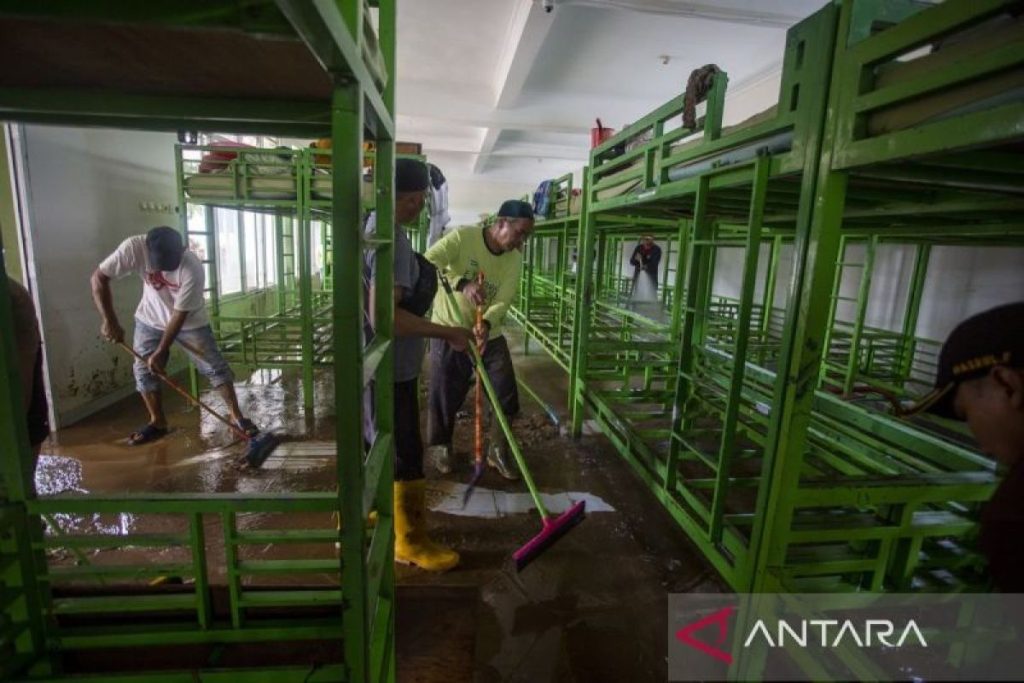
[512,500,586,571]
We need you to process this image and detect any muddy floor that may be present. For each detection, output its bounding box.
[38,330,724,682]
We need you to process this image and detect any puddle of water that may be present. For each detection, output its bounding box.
[425,479,615,518]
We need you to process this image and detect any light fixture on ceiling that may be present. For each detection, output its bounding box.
[659,54,671,65]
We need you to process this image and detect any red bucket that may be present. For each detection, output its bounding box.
[590,118,615,148]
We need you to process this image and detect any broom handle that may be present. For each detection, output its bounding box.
[441,276,550,518]
[117,342,250,441]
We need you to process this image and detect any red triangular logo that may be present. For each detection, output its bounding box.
[675,605,736,664]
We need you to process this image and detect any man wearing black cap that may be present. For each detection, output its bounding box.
[91,226,258,445]
[364,158,472,572]
[902,301,1024,592]
[424,199,535,480]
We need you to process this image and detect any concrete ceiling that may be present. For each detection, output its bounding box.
[395,0,823,224]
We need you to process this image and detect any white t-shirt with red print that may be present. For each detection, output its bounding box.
[99,235,209,331]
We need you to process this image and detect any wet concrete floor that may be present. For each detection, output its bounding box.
[39,330,724,681]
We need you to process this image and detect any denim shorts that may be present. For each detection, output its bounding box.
[132,320,234,393]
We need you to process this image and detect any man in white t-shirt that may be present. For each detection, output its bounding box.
[90,226,258,445]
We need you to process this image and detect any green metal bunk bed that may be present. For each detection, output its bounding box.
[570,2,839,594]
[819,232,1023,403]
[751,0,1022,594]
[0,2,399,681]
[569,0,1014,598]
[510,173,581,371]
[512,173,684,387]
[178,142,333,413]
[177,143,427,411]
[569,216,686,437]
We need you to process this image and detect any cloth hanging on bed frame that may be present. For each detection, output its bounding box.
[682,64,722,131]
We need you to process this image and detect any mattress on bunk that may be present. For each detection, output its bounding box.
[865,12,1024,135]
[184,172,296,200]
[593,105,790,201]
[309,175,375,204]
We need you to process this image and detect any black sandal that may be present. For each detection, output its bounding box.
[234,418,260,438]
[128,424,169,446]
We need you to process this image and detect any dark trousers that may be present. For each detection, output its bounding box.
[27,347,49,447]
[365,378,424,481]
[427,335,519,447]
[394,379,424,481]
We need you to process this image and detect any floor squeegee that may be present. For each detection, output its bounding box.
[117,342,281,468]
[439,275,585,571]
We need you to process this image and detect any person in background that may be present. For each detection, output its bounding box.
[90,226,260,445]
[426,162,450,247]
[363,158,472,572]
[903,301,1024,592]
[424,200,535,481]
[629,234,661,300]
[6,276,49,464]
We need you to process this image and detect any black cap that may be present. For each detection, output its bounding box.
[497,199,534,220]
[903,301,1024,419]
[146,226,184,271]
[395,158,429,193]
[428,162,446,190]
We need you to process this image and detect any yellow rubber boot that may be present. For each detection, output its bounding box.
[394,479,459,572]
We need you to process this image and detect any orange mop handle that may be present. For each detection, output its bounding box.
[117,341,250,441]
[474,304,484,465]
[473,270,486,465]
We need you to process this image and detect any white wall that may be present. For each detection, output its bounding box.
[721,68,785,128]
[911,246,1024,341]
[710,239,1024,351]
[832,243,1024,342]
[16,125,180,427]
[711,244,775,302]
[443,173,533,227]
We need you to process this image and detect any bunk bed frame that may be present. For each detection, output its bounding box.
[569,0,1016,604]
[0,2,399,681]
[176,143,428,410]
[751,0,1023,595]
[569,2,840,593]
[511,173,580,371]
[512,172,685,386]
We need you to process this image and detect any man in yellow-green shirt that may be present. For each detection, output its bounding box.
[424,200,535,479]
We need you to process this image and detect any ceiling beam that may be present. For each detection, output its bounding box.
[472,0,557,174]
[427,145,590,162]
[400,111,590,136]
[492,1,555,109]
[471,128,503,174]
[553,0,804,29]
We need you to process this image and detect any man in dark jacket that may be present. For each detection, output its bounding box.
[629,234,661,300]
[364,159,472,572]
[904,302,1024,592]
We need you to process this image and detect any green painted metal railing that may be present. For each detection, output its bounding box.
[177,142,429,413]
[1,1,401,680]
